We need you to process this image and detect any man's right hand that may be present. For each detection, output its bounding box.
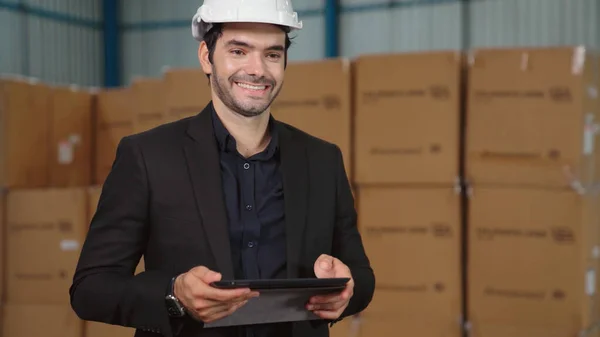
[173,266,259,323]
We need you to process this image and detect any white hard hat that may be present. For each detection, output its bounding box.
[191,0,303,41]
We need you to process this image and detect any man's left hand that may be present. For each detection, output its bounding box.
[306,254,354,320]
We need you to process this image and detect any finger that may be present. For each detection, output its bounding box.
[204,300,249,323]
[202,285,258,303]
[188,266,212,280]
[307,300,345,312]
[315,254,334,271]
[309,293,342,305]
[313,310,342,320]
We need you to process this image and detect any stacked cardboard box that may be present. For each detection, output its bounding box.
[353,51,464,337]
[94,87,133,185]
[163,68,212,123]
[2,188,88,337]
[270,58,353,178]
[464,46,600,337]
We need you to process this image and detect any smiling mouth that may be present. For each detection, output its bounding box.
[235,82,270,91]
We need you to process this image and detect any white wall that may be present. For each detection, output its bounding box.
[0,0,103,87]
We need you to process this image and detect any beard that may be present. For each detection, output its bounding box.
[210,64,282,118]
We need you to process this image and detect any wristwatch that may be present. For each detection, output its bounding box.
[165,276,186,318]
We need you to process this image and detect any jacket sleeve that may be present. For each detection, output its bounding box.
[69,136,180,337]
[330,145,376,321]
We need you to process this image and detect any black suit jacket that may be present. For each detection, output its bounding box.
[69,103,375,337]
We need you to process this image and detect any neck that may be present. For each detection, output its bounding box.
[212,97,271,158]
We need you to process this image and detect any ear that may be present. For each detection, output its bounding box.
[198,41,212,75]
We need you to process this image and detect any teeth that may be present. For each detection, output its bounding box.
[236,82,266,90]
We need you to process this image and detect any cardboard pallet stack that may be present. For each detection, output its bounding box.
[0,78,93,337]
[464,46,600,337]
[352,51,464,337]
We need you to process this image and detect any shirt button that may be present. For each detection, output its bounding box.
[243,163,250,170]
[247,241,255,248]
[246,204,253,211]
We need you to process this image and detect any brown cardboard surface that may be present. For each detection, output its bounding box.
[6,188,88,304]
[358,187,462,322]
[163,68,211,122]
[50,86,93,187]
[354,51,463,185]
[0,79,50,188]
[271,59,353,178]
[131,77,167,134]
[0,190,5,303]
[86,321,136,337]
[466,322,593,337]
[95,87,134,185]
[357,316,462,337]
[467,186,600,331]
[466,46,600,188]
[2,303,83,337]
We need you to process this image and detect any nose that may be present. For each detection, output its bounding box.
[244,53,267,78]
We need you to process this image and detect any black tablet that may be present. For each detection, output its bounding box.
[210,277,350,290]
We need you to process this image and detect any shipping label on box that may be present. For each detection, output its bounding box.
[50,86,93,187]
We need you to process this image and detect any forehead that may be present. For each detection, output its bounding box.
[218,22,286,47]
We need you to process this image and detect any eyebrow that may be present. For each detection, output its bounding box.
[225,39,285,52]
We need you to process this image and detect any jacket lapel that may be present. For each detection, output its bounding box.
[183,104,235,280]
[277,123,309,279]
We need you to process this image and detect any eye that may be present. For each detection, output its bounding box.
[267,53,282,60]
[230,49,245,56]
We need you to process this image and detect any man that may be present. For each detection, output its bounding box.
[69,1,375,336]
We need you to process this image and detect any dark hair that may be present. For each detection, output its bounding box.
[202,23,294,79]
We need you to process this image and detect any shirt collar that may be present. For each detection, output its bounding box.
[211,104,279,159]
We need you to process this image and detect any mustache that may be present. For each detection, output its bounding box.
[230,74,275,87]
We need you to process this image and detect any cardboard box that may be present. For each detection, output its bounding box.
[465,46,600,188]
[163,68,212,122]
[271,59,353,178]
[354,51,463,185]
[357,314,462,337]
[358,187,462,325]
[86,321,136,337]
[467,186,600,334]
[0,79,50,188]
[49,86,93,187]
[131,77,167,134]
[95,87,134,185]
[6,188,88,304]
[2,303,83,337]
[0,190,5,303]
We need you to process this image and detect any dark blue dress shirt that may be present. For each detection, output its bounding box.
[211,108,289,337]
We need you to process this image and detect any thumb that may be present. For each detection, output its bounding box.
[201,270,222,284]
[314,255,335,277]
[190,266,222,284]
